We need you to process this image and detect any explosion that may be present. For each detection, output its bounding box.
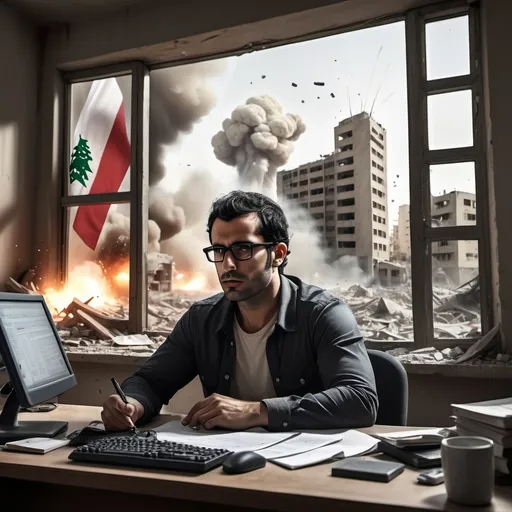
[211,95,306,198]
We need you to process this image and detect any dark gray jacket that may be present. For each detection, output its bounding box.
[122,274,378,431]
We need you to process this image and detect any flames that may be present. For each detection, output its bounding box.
[174,272,209,292]
[42,262,212,316]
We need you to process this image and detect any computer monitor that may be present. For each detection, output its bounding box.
[0,293,77,442]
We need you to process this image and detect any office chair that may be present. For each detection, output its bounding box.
[367,349,408,426]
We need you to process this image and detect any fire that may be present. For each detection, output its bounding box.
[43,261,126,315]
[175,272,209,292]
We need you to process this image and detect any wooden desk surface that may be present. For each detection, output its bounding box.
[0,404,511,512]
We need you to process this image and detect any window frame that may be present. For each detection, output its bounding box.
[406,3,492,348]
[60,62,150,334]
[56,2,493,349]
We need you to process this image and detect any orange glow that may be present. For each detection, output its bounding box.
[174,271,210,292]
[43,261,125,315]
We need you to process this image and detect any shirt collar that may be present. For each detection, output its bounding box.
[215,274,298,335]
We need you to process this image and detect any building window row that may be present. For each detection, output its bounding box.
[373,201,386,212]
[373,243,388,251]
[373,229,387,238]
[372,187,385,198]
[338,198,355,207]
[338,227,355,235]
[338,212,355,221]
[337,184,355,193]
[337,170,354,180]
[338,157,354,166]
[373,214,386,224]
[372,173,384,185]
[371,135,384,150]
[311,176,323,184]
[338,130,353,141]
[433,252,453,261]
[310,200,324,208]
[338,241,356,249]
[311,187,323,196]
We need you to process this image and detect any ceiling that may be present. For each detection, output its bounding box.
[4,0,158,25]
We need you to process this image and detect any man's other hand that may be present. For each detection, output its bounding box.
[101,395,144,431]
[182,394,268,430]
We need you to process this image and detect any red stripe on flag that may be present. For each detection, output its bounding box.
[73,105,130,250]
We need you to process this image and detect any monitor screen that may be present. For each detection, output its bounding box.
[0,301,71,392]
[0,300,72,400]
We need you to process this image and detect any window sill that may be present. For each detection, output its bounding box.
[402,361,512,379]
[67,350,151,366]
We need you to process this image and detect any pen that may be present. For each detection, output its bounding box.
[111,377,136,432]
[111,377,129,404]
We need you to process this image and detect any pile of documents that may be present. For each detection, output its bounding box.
[154,421,378,469]
[452,397,512,475]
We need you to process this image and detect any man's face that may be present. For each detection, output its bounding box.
[210,213,274,302]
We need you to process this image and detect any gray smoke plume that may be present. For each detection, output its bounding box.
[149,61,226,187]
[211,95,306,198]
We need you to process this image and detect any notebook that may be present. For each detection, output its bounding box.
[372,428,456,448]
[378,441,441,468]
[3,437,70,454]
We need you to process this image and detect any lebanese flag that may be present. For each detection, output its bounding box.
[69,78,131,251]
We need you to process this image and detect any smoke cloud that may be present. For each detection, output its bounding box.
[149,61,226,187]
[211,95,306,198]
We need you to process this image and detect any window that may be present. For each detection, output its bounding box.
[338,198,355,207]
[337,170,354,180]
[299,180,308,186]
[338,130,352,140]
[337,184,355,193]
[56,4,487,353]
[338,241,356,249]
[338,157,354,166]
[310,176,323,184]
[409,7,490,346]
[310,200,324,208]
[312,212,324,220]
[338,227,355,235]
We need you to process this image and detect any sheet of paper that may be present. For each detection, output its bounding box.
[270,430,378,470]
[155,420,297,453]
[112,334,153,347]
[256,431,345,459]
[453,397,512,418]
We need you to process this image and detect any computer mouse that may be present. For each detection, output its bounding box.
[222,451,266,474]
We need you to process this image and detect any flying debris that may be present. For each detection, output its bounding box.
[261,75,266,79]
[314,82,325,86]
[211,95,306,198]
[292,83,298,87]
[330,93,335,98]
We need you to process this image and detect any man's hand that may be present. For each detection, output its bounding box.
[101,395,144,431]
[182,394,268,430]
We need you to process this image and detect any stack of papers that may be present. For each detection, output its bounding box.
[155,421,378,469]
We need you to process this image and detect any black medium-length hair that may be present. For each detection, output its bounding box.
[206,190,290,272]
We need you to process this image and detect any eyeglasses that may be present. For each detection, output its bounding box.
[203,242,277,263]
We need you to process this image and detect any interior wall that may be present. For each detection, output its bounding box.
[0,4,38,285]
[482,0,512,348]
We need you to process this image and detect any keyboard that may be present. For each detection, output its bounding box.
[68,433,232,473]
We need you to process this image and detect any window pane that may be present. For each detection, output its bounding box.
[426,16,470,81]
[67,75,132,196]
[427,90,473,150]
[430,162,476,227]
[431,240,480,339]
[44,204,131,319]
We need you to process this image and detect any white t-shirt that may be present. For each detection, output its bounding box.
[230,311,278,402]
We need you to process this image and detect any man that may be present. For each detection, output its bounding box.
[102,190,378,432]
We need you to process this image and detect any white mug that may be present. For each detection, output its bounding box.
[441,436,494,506]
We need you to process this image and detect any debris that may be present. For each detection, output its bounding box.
[496,353,511,363]
[433,352,444,362]
[112,334,153,347]
[292,83,297,87]
[314,82,325,86]
[455,323,500,363]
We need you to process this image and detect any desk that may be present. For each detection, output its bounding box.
[0,405,511,512]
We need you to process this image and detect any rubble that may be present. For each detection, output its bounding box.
[3,272,510,366]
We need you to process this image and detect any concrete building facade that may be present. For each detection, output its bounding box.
[431,190,478,286]
[277,112,389,276]
[397,204,411,260]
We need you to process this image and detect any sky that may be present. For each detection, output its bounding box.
[159,15,472,224]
